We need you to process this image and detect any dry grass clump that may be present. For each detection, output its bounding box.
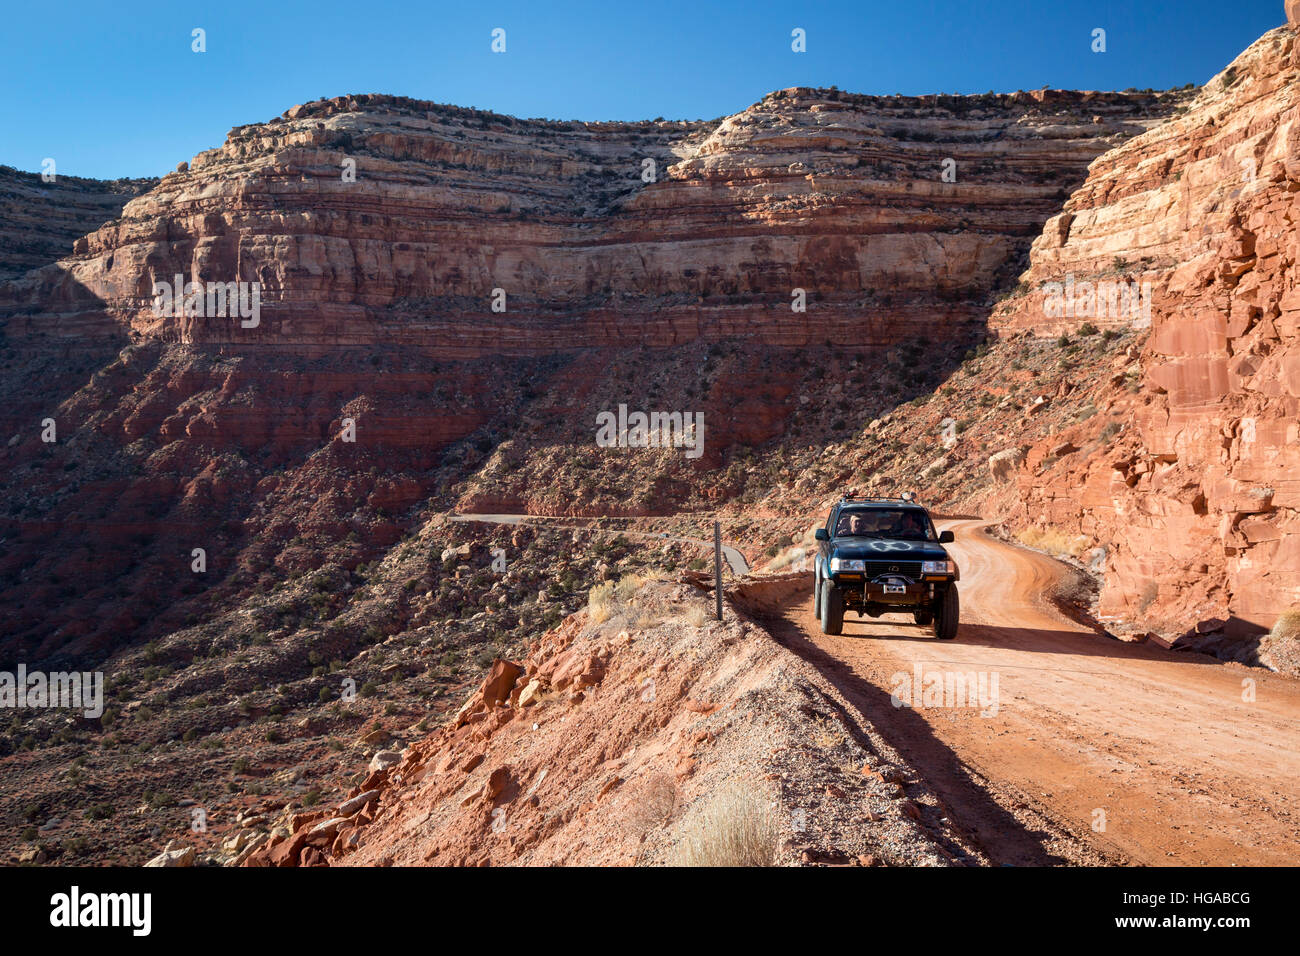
[1270,608,1300,642]
[614,573,645,603]
[1016,526,1091,561]
[809,714,848,749]
[684,603,712,628]
[670,784,778,867]
[587,580,616,624]
[588,571,675,627]
[766,545,812,572]
[1259,607,1300,677]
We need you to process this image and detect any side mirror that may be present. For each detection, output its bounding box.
[939,530,955,544]
[814,528,829,541]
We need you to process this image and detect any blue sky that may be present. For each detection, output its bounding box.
[0,0,1286,179]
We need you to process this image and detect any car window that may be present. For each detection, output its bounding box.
[835,509,934,541]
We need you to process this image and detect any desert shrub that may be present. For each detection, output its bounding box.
[623,773,679,835]
[1015,526,1091,561]
[671,784,778,867]
[1269,608,1300,642]
[685,604,712,628]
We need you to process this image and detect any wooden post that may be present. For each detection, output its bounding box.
[714,521,724,621]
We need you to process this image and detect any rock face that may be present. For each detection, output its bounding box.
[1288,1,1300,26]
[0,87,1179,657]
[994,26,1300,638]
[1,88,1179,354]
[0,166,155,281]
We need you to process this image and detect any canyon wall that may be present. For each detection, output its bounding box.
[3,89,1177,353]
[993,25,1300,638]
[0,166,155,282]
[0,88,1178,658]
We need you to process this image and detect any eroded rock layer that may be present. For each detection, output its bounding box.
[993,26,1300,637]
[3,89,1176,353]
[0,166,155,282]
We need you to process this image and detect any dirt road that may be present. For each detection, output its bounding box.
[767,519,1300,866]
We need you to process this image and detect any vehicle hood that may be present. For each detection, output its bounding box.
[829,537,949,561]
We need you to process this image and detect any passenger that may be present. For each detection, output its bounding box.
[836,513,868,536]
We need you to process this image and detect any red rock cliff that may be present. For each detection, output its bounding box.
[994,26,1300,638]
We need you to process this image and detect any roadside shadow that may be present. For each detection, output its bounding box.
[835,614,1228,669]
[755,593,1114,866]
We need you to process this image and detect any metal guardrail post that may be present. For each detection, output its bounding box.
[714,520,723,621]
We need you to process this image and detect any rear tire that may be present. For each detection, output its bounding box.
[913,608,933,627]
[933,585,959,640]
[820,582,845,636]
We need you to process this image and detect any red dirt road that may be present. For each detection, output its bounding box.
[770,520,1300,866]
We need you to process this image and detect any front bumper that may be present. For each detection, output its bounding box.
[829,573,954,606]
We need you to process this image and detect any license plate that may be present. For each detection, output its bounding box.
[884,584,906,594]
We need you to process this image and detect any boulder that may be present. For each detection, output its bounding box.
[144,841,195,867]
[337,789,381,816]
[479,659,524,708]
[988,447,1026,483]
[368,750,402,774]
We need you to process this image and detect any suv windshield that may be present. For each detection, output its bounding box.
[834,508,935,541]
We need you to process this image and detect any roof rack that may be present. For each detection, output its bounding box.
[840,490,918,504]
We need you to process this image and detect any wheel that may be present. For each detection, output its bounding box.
[913,608,933,627]
[813,567,822,615]
[820,582,845,636]
[932,585,959,640]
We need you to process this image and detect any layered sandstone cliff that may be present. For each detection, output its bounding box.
[2,89,1177,353]
[991,26,1300,639]
[0,166,155,282]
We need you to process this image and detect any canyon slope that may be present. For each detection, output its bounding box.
[990,23,1300,642]
[0,86,1178,662]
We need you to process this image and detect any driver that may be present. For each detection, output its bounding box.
[899,511,928,540]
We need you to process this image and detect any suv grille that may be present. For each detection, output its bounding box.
[865,561,923,577]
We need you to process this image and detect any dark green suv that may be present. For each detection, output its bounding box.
[813,494,960,639]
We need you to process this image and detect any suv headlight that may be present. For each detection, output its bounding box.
[829,558,865,572]
[922,560,955,574]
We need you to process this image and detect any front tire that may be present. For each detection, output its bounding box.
[820,582,845,636]
[813,567,823,615]
[933,585,959,640]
